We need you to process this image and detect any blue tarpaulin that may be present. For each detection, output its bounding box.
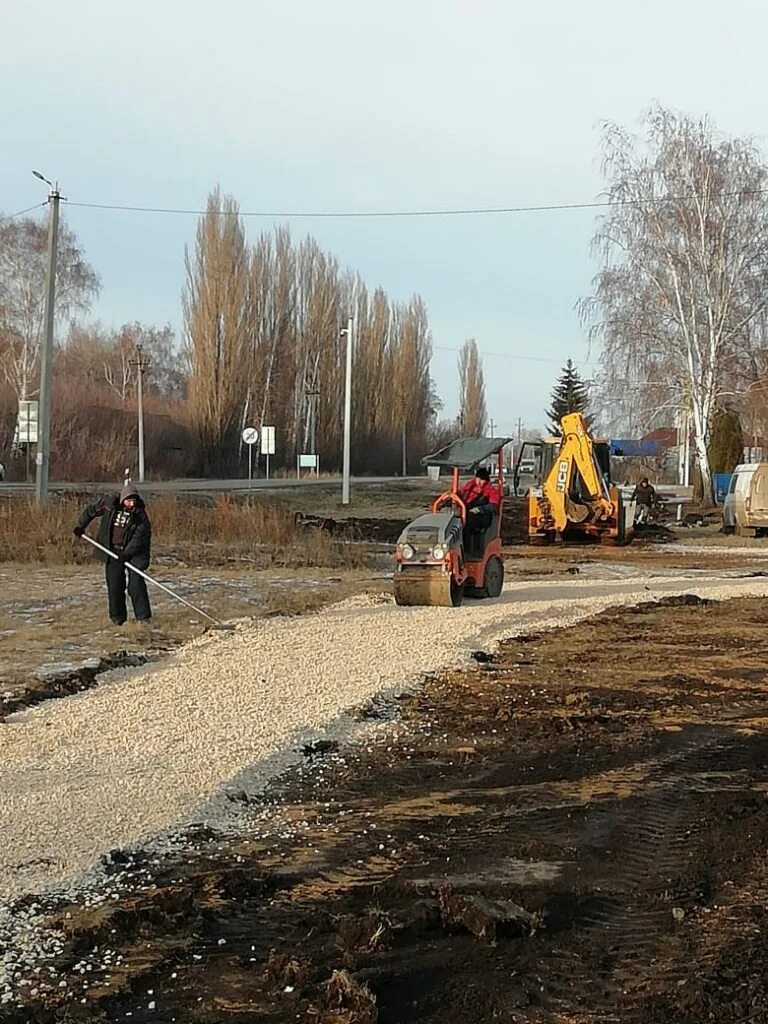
[713,473,732,504]
[609,440,662,457]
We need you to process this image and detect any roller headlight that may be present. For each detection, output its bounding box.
[432,543,448,560]
[400,543,415,560]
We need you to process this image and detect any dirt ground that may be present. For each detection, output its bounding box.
[4,591,768,1023]
[0,564,391,710]
[4,524,766,714]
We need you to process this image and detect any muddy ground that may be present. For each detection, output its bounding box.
[4,592,768,1023]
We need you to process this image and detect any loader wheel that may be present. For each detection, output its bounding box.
[474,556,504,599]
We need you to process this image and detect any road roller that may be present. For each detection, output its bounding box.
[394,436,511,607]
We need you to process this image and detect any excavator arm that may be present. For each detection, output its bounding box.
[543,413,613,531]
[528,412,630,543]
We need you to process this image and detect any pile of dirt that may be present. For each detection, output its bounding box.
[295,512,410,543]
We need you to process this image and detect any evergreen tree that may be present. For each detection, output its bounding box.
[708,406,743,473]
[546,359,591,434]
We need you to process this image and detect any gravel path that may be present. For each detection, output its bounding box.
[2,571,767,907]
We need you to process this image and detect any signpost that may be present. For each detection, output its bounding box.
[297,453,319,478]
[17,400,39,483]
[242,426,259,488]
[260,425,276,480]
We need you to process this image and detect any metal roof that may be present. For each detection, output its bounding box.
[421,436,513,471]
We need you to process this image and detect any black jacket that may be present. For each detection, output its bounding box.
[77,494,152,569]
[631,482,657,507]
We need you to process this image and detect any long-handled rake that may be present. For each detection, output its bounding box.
[80,534,235,631]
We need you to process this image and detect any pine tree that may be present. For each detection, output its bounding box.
[546,359,591,434]
[708,406,743,473]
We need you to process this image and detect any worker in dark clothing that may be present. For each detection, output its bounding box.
[458,467,500,535]
[631,477,658,508]
[74,483,152,625]
[631,477,659,526]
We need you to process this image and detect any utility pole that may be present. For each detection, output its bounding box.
[130,344,150,482]
[305,386,320,453]
[34,172,62,506]
[341,316,353,505]
[402,421,407,476]
[488,418,496,437]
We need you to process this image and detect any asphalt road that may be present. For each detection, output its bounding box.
[0,475,420,496]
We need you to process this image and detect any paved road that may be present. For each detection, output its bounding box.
[0,475,422,496]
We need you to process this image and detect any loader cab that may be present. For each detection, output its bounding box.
[514,436,612,496]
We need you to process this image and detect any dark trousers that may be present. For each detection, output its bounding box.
[105,559,152,623]
[466,507,493,533]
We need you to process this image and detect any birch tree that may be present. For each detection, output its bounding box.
[581,107,768,497]
[0,215,99,400]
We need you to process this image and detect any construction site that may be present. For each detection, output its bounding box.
[2,411,768,1024]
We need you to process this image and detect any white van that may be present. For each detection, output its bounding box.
[723,463,768,536]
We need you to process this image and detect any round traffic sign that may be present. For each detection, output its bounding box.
[242,426,259,445]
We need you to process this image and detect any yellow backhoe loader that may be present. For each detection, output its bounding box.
[517,413,635,544]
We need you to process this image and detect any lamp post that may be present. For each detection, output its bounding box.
[32,170,62,505]
[341,316,353,505]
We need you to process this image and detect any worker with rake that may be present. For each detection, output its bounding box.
[74,483,152,626]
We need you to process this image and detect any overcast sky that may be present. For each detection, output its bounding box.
[2,0,765,434]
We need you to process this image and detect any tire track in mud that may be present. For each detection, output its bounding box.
[535,730,768,1020]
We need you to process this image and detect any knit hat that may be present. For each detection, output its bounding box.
[120,482,141,502]
[475,467,490,481]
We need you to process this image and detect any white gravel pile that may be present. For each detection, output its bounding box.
[2,572,767,910]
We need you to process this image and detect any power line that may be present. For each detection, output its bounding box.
[62,187,768,220]
[0,202,47,224]
[432,344,596,365]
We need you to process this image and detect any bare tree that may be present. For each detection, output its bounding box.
[580,107,768,497]
[0,215,99,400]
[182,193,439,473]
[183,189,251,471]
[458,338,487,435]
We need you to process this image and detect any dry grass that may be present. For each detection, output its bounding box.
[0,494,365,568]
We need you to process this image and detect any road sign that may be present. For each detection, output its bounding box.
[260,426,276,455]
[242,426,258,487]
[17,400,39,444]
[297,453,319,478]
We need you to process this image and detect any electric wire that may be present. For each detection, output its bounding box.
[62,187,768,220]
[0,202,47,224]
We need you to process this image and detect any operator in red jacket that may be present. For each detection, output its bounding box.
[458,467,499,534]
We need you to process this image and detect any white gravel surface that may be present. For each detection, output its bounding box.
[2,571,768,909]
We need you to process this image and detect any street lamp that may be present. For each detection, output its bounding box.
[32,170,62,505]
[340,316,353,505]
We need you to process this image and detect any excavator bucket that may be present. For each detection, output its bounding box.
[394,571,460,607]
